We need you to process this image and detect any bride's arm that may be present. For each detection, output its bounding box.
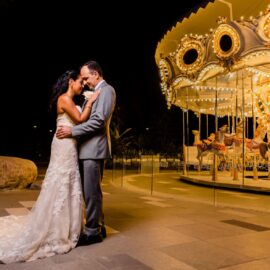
[57,91,100,124]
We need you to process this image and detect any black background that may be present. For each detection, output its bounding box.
[0,0,210,159]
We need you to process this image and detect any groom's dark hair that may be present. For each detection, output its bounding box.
[82,60,103,77]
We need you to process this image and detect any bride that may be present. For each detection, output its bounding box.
[0,69,99,264]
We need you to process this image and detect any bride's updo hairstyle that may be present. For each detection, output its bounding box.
[49,69,80,116]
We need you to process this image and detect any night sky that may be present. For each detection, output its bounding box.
[0,0,209,159]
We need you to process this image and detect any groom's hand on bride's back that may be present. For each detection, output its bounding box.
[56,126,72,139]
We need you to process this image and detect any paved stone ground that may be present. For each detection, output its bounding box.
[1,171,270,269]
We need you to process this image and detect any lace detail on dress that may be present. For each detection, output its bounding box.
[0,113,83,264]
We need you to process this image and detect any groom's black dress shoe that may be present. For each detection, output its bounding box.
[101,226,107,238]
[76,234,103,246]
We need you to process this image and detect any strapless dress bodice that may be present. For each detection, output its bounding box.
[56,113,75,128]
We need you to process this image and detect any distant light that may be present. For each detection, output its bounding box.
[146,127,149,131]
[49,130,53,133]
[33,125,37,129]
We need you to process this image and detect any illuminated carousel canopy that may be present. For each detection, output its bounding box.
[155,0,270,121]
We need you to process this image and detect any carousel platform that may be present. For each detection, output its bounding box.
[180,171,270,194]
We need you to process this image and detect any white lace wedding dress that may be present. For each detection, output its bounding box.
[0,112,83,264]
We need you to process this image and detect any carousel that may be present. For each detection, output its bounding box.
[155,0,270,190]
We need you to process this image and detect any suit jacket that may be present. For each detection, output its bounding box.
[72,80,116,159]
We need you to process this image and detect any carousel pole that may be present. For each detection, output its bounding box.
[268,127,270,179]
[206,114,209,137]
[241,71,246,186]
[182,109,187,175]
[186,89,190,147]
[235,74,238,124]
[229,86,234,135]
[186,105,190,170]
[246,117,248,139]
[230,88,234,134]
[231,105,235,133]
[233,71,239,181]
[268,128,270,179]
[229,95,233,175]
[212,76,218,181]
[186,111,189,147]
[251,74,258,180]
[198,112,202,172]
[199,112,201,136]
[186,88,190,173]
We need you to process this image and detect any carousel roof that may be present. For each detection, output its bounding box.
[155,0,269,64]
[155,0,270,119]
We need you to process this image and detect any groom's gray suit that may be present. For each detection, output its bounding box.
[72,80,116,237]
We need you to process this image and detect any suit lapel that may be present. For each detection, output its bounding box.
[82,81,108,110]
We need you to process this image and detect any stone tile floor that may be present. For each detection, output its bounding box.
[1,171,270,269]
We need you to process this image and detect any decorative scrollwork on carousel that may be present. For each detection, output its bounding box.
[158,58,173,83]
[263,16,270,39]
[212,24,240,61]
[257,11,270,42]
[166,86,174,109]
[159,58,171,99]
[253,79,270,127]
[158,58,176,108]
[175,37,205,76]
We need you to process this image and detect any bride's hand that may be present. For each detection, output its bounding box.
[89,89,100,103]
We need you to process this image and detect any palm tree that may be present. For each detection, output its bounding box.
[110,107,138,156]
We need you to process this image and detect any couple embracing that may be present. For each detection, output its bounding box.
[0,60,116,263]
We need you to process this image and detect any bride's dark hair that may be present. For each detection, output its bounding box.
[49,69,80,115]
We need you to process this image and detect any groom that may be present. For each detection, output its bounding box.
[56,60,116,245]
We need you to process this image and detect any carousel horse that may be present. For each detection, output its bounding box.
[223,120,244,147]
[245,125,267,152]
[254,118,269,160]
[219,122,267,172]
[215,124,229,144]
[222,121,266,151]
[194,131,227,171]
[259,142,270,160]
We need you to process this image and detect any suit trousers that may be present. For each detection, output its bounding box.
[79,159,104,236]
